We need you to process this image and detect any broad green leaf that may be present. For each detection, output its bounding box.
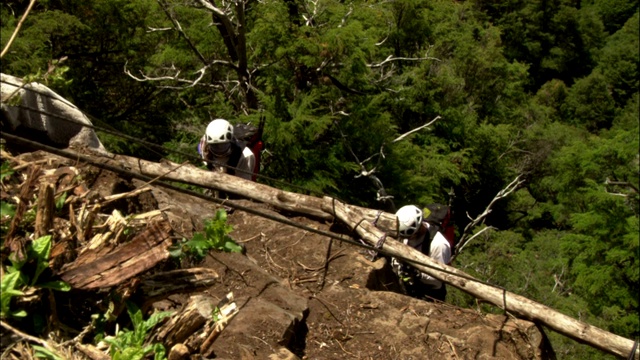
[32,345,64,360]
[224,240,243,253]
[31,235,52,286]
[55,192,67,211]
[1,271,24,318]
[0,162,14,183]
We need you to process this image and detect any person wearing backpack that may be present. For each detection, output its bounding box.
[197,118,256,181]
[392,204,452,302]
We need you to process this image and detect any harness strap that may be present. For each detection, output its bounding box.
[226,142,243,176]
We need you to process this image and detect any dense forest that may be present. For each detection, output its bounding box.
[1,0,638,358]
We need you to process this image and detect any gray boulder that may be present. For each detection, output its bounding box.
[1,73,109,155]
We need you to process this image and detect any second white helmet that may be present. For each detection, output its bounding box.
[205,119,234,144]
[395,205,423,237]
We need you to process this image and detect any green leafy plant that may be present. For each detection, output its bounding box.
[32,345,65,360]
[8,235,71,289]
[0,201,16,236]
[169,209,243,261]
[1,235,71,319]
[22,59,73,89]
[103,301,172,360]
[54,192,67,212]
[1,201,16,217]
[0,271,26,318]
[1,161,14,184]
[212,306,221,322]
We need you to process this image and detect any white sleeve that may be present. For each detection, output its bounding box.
[418,232,451,288]
[198,136,208,166]
[236,147,256,181]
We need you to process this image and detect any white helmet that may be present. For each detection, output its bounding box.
[205,119,234,144]
[395,205,423,237]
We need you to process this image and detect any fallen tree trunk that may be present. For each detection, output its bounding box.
[110,154,332,221]
[2,134,637,359]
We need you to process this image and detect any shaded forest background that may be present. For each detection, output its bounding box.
[1,0,638,358]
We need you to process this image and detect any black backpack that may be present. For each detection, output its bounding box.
[232,120,265,181]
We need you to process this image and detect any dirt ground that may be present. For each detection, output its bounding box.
[0,149,556,360]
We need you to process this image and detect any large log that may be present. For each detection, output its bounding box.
[321,197,639,360]
[109,155,332,221]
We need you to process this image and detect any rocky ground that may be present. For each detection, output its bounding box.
[0,148,556,360]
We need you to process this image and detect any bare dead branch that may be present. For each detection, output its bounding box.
[0,320,54,351]
[605,177,638,194]
[552,266,566,293]
[302,0,321,27]
[605,191,629,197]
[146,26,173,32]
[368,52,441,69]
[339,4,353,28]
[196,0,228,18]
[124,63,220,89]
[371,64,396,84]
[334,114,442,207]
[452,174,525,260]
[158,0,208,66]
[453,225,494,256]
[375,35,389,46]
[332,116,395,206]
[392,116,441,143]
[0,0,36,58]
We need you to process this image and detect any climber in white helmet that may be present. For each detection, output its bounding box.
[197,119,256,182]
[393,204,451,302]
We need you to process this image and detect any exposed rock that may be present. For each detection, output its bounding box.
[1,73,109,154]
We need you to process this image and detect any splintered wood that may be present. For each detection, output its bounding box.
[35,183,54,238]
[58,221,173,289]
[154,292,239,358]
